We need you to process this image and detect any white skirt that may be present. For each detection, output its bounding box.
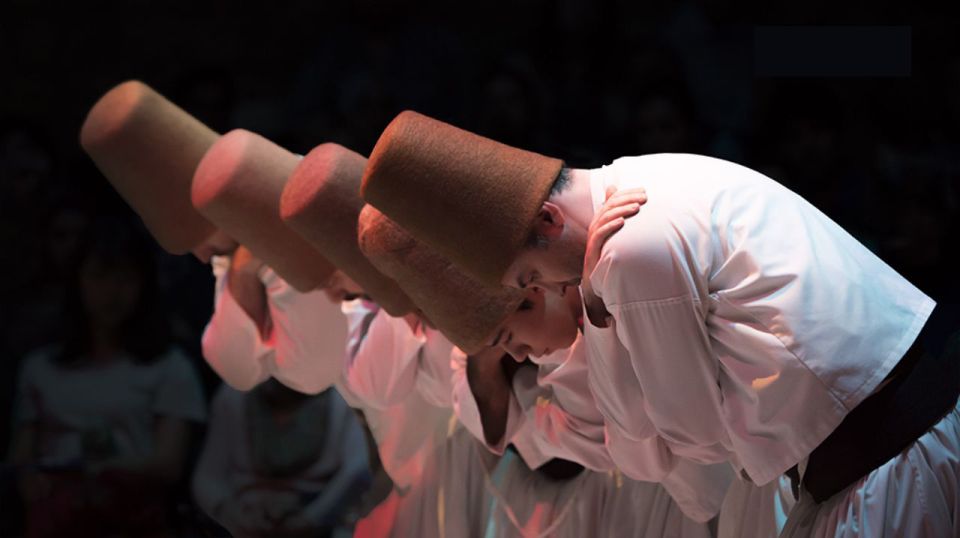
[355,425,495,538]
[718,475,795,538]
[780,398,960,538]
[484,450,714,538]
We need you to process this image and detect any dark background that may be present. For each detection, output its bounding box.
[2,0,958,535]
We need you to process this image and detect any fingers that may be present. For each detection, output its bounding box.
[591,217,626,248]
[584,218,626,269]
[592,203,641,230]
[592,187,645,240]
[583,186,644,301]
[603,188,647,210]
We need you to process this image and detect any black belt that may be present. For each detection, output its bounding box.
[788,307,960,503]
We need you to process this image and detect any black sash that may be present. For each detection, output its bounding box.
[789,307,960,503]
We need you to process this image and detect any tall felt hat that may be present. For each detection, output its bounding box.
[357,204,523,354]
[280,143,415,316]
[361,110,564,285]
[191,129,336,292]
[80,80,218,254]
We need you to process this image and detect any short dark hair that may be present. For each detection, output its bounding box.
[549,167,571,196]
[57,217,172,365]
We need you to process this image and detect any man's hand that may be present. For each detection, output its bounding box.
[217,498,272,537]
[581,186,647,328]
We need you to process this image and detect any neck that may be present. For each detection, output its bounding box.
[550,168,595,231]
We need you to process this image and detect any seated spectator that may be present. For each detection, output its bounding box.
[193,378,371,538]
[7,217,207,538]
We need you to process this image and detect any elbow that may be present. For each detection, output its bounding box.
[215,366,262,392]
[224,374,261,392]
[201,343,263,392]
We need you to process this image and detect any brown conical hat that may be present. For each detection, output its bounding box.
[191,129,336,292]
[280,143,415,316]
[80,80,218,254]
[357,204,523,354]
[361,110,564,285]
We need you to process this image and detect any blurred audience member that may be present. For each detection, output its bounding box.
[8,194,92,358]
[0,119,56,320]
[6,218,207,538]
[193,379,370,538]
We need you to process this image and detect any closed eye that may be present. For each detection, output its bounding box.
[490,328,505,347]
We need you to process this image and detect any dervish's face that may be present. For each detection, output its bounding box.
[489,286,581,362]
[502,249,581,296]
[500,202,586,295]
[191,229,239,263]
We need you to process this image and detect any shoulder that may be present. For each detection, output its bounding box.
[152,346,203,381]
[21,344,60,365]
[18,345,62,378]
[605,153,718,178]
[592,202,706,306]
[608,153,776,192]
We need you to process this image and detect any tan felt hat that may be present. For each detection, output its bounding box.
[191,129,336,292]
[361,110,564,285]
[358,204,523,354]
[280,143,415,316]
[80,80,218,254]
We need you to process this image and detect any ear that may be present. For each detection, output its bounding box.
[533,201,565,240]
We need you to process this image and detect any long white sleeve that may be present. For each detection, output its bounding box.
[259,268,346,394]
[200,256,346,394]
[200,256,272,391]
[337,300,454,490]
[341,302,455,410]
[341,302,425,409]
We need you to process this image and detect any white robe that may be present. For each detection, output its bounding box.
[583,154,952,536]
[201,256,345,394]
